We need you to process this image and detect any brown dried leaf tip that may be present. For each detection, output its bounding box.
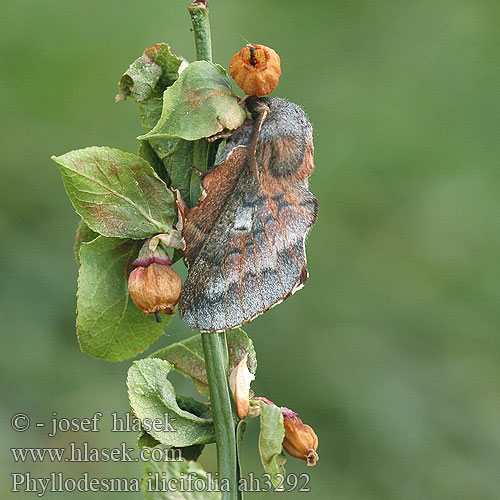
[229,354,255,419]
[281,407,319,466]
[128,239,182,322]
[229,44,281,97]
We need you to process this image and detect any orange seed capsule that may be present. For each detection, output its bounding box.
[128,263,182,318]
[128,239,182,322]
[229,44,281,97]
[281,408,319,466]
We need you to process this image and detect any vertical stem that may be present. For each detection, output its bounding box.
[189,138,211,204]
[188,3,238,499]
[201,333,238,498]
[188,1,212,62]
[188,0,215,198]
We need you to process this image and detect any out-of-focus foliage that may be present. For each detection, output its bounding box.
[1,1,499,498]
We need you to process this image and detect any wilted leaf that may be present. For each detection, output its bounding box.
[151,329,257,397]
[77,236,167,362]
[139,61,246,141]
[229,355,255,419]
[117,43,183,103]
[52,146,175,239]
[127,358,215,447]
[143,44,184,91]
[256,400,286,486]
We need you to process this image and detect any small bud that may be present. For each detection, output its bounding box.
[281,408,319,466]
[229,44,281,97]
[128,239,182,320]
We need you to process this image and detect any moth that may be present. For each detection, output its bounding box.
[179,96,317,332]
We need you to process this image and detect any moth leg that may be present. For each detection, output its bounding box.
[172,188,189,230]
[247,99,270,177]
[190,166,204,176]
[206,130,233,142]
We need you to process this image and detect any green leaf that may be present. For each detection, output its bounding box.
[137,430,204,461]
[175,444,205,461]
[142,457,221,500]
[137,430,161,450]
[139,96,197,206]
[162,139,196,207]
[137,140,170,184]
[117,43,183,103]
[52,146,176,239]
[139,96,164,132]
[77,236,167,362]
[139,61,246,141]
[256,400,286,487]
[226,329,257,377]
[151,329,257,397]
[176,395,213,420]
[74,220,99,265]
[127,358,215,447]
[143,44,184,91]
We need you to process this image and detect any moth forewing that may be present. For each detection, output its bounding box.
[179,97,317,332]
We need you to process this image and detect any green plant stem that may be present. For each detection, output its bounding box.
[201,333,238,498]
[188,0,214,199]
[188,3,238,499]
[188,1,212,62]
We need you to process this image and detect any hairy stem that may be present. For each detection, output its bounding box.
[188,3,238,499]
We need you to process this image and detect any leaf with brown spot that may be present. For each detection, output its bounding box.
[139,61,246,141]
[116,43,183,103]
[52,146,176,239]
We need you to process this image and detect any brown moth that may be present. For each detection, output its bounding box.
[179,96,317,332]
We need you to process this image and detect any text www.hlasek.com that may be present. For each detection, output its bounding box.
[11,442,181,463]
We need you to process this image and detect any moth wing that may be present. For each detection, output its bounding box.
[179,148,317,332]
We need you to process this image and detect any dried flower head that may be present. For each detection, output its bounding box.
[281,408,319,466]
[128,240,182,321]
[229,44,281,97]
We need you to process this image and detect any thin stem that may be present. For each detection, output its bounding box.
[188,1,212,62]
[188,0,214,198]
[201,333,238,499]
[188,3,238,499]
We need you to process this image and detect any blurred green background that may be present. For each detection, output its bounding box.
[2,0,500,498]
